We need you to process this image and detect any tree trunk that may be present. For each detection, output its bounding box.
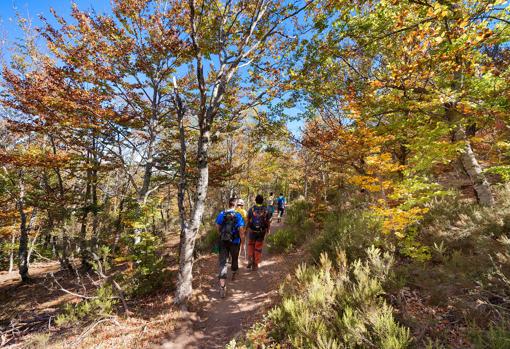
[26,211,39,267]
[8,231,15,274]
[80,151,92,269]
[460,139,494,206]
[91,165,99,254]
[17,172,29,282]
[51,234,56,258]
[304,159,309,199]
[175,128,211,304]
[455,128,494,206]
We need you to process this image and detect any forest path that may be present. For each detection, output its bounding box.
[160,216,300,349]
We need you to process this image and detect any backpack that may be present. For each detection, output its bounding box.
[277,197,285,208]
[250,206,268,232]
[220,211,237,242]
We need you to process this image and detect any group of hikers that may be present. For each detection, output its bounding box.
[215,192,287,298]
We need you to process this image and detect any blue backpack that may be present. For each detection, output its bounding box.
[277,197,285,208]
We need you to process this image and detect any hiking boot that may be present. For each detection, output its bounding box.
[247,261,252,270]
[231,271,237,281]
[252,263,258,271]
[220,285,227,298]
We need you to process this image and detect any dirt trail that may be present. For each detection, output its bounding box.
[160,218,300,349]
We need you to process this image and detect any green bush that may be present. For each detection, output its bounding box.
[285,200,314,228]
[239,246,409,349]
[267,227,301,253]
[266,201,315,253]
[309,211,384,262]
[470,323,510,349]
[55,284,117,327]
[125,231,169,296]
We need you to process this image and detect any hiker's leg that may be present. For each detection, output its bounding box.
[254,239,264,265]
[247,237,255,266]
[247,238,254,259]
[231,242,240,273]
[218,241,229,285]
[243,236,248,259]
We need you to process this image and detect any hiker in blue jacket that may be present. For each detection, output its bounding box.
[277,193,286,223]
[215,197,245,298]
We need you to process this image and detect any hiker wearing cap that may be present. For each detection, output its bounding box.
[215,197,245,298]
[246,194,271,271]
[236,199,248,258]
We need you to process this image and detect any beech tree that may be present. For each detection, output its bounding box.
[171,0,313,304]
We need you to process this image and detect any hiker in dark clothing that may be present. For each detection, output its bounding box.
[215,198,245,298]
[246,194,271,271]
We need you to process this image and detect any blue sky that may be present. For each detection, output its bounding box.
[0,0,304,135]
[0,1,110,45]
[0,1,110,58]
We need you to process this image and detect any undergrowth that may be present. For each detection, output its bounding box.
[266,201,314,253]
[54,284,117,327]
[233,186,510,347]
[395,184,510,346]
[229,246,410,349]
[309,210,385,262]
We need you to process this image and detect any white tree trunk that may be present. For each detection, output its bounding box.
[8,231,15,274]
[459,139,495,206]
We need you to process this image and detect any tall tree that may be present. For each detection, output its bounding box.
[171,0,313,304]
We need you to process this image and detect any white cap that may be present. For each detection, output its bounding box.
[237,199,245,206]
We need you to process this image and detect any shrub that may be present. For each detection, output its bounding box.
[469,323,510,349]
[309,211,384,262]
[239,246,410,349]
[266,201,315,253]
[420,185,510,252]
[125,232,169,296]
[285,200,314,227]
[55,284,117,327]
[266,227,302,253]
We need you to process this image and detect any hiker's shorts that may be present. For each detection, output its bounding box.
[218,240,240,279]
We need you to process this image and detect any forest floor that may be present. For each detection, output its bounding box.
[0,217,301,349]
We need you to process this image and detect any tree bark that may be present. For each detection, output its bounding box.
[17,171,29,282]
[456,129,495,206]
[8,231,15,274]
[26,211,39,267]
[175,127,211,304]
[445,99,495,206]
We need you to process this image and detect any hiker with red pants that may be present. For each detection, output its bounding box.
[216,197,245,298]
[246,194,271,271]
